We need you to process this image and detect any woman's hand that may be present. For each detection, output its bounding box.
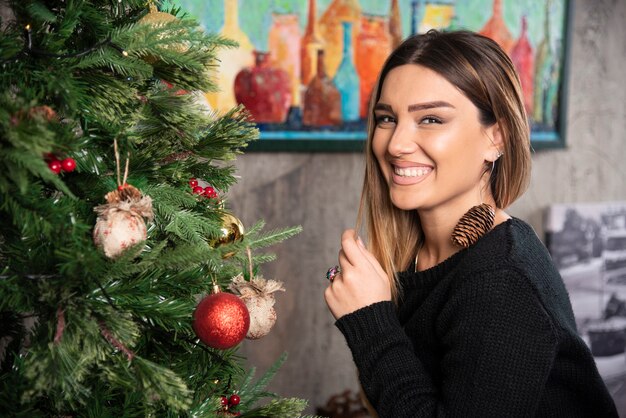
[324,229,392,320]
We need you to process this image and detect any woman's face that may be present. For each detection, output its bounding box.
[372,64,499,212]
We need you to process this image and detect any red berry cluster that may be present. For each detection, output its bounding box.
[45,153,76,175]
[162,80,188,96]
[218,394,241,416]
[189,178,218,199]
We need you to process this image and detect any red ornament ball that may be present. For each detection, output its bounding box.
[48,159,62,174]
[192,185,204,195]
[228,394,241,407]
[193,292,250,349]
[220,396,229,406]
[61,157,76,172]
[189,178,198,188]
[204,186,218,199]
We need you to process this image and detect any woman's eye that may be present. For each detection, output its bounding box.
[421,116,442,124]
[375,115,395,125]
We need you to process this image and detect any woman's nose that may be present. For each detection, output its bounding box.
[387,123,418,157]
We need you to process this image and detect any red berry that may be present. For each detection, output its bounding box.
[44,152,56,162]
[204,186,217,198]
[229,394,240,406]
[48,160,62,174]
[189,178,198,188]
[192,186,204,194]
[61,157,76,172]
[220,396,228,406]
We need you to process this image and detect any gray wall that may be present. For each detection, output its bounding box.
[230,0,626,413]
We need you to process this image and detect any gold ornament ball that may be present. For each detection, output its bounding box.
[209,213,245,249]
[138,4,178,26]
[137,4,188,63]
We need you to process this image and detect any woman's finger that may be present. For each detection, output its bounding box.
[341,229,366,265]
[354,237,389,281]
[338,248,350,269]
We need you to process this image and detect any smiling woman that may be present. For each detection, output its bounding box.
[323,30,619,418]
[372,64,497,213]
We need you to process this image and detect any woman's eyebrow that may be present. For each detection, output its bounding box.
[374,101,455,113]
[407,101,455,112]
[373,103,393,112]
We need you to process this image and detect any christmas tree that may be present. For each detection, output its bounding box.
[0,1,310,416]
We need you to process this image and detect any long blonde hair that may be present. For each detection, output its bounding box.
[357,30,531,301]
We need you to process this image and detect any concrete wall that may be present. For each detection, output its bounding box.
[230,0,626,412]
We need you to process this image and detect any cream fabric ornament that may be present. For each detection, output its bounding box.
[93,140,153,259]
[93,185,154,259]
[229,274,285,340]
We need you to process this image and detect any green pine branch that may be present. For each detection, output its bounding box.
[247,225,304,250]
[238,352,288,410]
[0,0,306,415]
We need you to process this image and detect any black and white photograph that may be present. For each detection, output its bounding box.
[545,201,626,413]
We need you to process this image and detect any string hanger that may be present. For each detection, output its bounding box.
[113,138,130,189]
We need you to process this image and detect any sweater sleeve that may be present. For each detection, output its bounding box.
[335,269,558,418]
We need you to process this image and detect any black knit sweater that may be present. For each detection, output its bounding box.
[336,218,618,417]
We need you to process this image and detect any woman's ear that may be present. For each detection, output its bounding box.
[484,122,504,162]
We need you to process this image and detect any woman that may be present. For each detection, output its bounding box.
[324,30,618,418]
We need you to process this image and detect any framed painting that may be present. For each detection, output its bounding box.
[170,0,572,152]
[545,202,626,411]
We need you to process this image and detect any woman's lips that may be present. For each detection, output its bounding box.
[391,164,433,185]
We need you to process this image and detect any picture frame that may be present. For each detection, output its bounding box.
[172,0,573,152]
[544,201,626,410]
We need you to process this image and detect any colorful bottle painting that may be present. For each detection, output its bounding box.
[478,0,514,54]
[389,0,403,49]
[334,21,360,122]
[205,0,254,113]
[445,13,462,32]
[419,0,454,33]
[533,0,553,125]
[510,16,534,116]
[301,0,324,88]
[234,51,291,124]
[303,50,342,127]
[410,1,423,35]
[356,14,392,118]
[319,0,361,78]
[544,44,561,129]
[269,13,301,107]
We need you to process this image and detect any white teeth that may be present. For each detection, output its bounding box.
[394,167,431,177]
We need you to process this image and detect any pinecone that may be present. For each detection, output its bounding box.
[451,203,495,248]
